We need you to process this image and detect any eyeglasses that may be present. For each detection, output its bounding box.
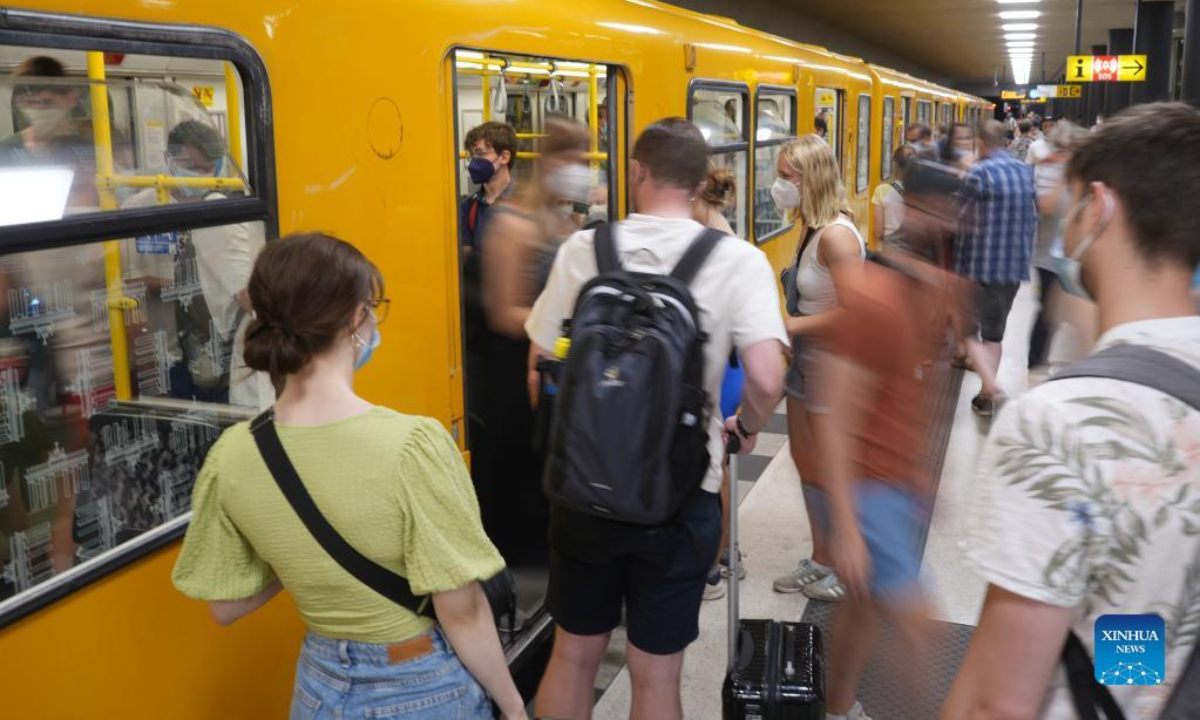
[371,298,391,325]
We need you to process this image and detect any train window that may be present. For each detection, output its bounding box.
[690,81,750,239]
[939,103,953,132]
[855,95,870,195]
[814,87,842,161]
[916,100,932,130]
[901,96,912,129]
[753,86,796,243]
[0,23,275,627]
[881,96,895,180]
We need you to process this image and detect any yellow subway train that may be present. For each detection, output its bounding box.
[0,0,990,716]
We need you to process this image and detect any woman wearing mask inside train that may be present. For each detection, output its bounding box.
[769,134,867,604]
[478,113,592,564]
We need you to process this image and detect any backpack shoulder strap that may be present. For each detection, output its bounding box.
[669,227,725,286]
[594,222,621,274]
[248,411,433,617]
[1050,344,1200,410]
[1062,631,1125,720]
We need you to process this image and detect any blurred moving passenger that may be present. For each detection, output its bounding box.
[770,135,867,603]
[526,118,786,720]
[955,120,1037,416]
[871,145,917,248]
[690,164,740,602]
[1027,120,1089,377]
[1009,119,1034,163]
[172,233,526,720]
[942,102,1200,720]
[1027,116,1056,166]
[479,114,589,563]
[0,56,80,165]
[816,210,954,720]
[906,122,936,160]
[940,122,977,174]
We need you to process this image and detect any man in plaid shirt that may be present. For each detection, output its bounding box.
[956,120,1038,416]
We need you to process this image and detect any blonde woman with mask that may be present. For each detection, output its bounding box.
[770,135,866,603]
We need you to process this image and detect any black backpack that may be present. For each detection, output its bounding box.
[543,223,724,526]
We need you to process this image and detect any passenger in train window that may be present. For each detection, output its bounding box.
[954,120,1036,417]
[814,202,955,720]
[871,145,916,249]
[172,233,527,720]
[525,118,786,720]
[905,122,936,160]
[770,135,867,603]
[477,114,589,563]
[1027,120,1090,380]
[814,112,829,142]
[942,102,1200,720]
[0,56,82,166]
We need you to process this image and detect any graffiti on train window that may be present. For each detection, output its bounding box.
[754,87,796,243]
[0,45,269,621]
[856,95,871,195]
[690,82,750,239]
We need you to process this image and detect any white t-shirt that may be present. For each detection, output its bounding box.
[525,213,788,493]
[966,316,1200,719]
[795,215,866,316]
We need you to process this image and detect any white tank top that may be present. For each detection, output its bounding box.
[795,214,866,315]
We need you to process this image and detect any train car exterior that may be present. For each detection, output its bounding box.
[0,1,987,716]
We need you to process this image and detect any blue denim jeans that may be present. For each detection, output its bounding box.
[290,628,493,719]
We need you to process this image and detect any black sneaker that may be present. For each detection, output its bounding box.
[970,393,995,417]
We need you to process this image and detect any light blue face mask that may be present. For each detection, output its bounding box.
[352,311,381,371]
[1052,192,1113,302]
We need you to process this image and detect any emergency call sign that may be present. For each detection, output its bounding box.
[1067,55,1147,83]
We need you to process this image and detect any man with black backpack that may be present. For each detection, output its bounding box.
[526,118,787,720]
[942,103,1200,720]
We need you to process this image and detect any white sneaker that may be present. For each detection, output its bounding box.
[827,700,872,720]
[802,572,847,602]
[703,567,726,601]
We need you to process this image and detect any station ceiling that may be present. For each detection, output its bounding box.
[787,0,1158,84]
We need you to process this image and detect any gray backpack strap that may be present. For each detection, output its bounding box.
[1050,344,1200,410]
[1052,342,1200,719]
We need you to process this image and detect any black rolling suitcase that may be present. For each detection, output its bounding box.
[722,439,825,719]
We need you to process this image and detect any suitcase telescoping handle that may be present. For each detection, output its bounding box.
[726,434,741,673]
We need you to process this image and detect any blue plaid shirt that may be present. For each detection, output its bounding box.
[956,150,1037,283]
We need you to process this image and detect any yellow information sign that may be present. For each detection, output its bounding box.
[1067,54,1146,83]
[1038,85,1082,99]
[1001,90,1026,100]
[191,85,215,107]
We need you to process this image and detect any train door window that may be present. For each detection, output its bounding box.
[814,87,842,161]
[916,100,932,129]
[901,96,912,129]
[753,86,796,243]
[0,22,275,626]
[690,81,750,238]
[855,95,870,195]
[881,96,895,180]
[939,102,953,131]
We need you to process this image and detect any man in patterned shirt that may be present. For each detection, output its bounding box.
[956,120,1038,416]
[942,103,1200,719]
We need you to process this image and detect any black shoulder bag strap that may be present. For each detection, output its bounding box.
[593,222,621,274]
[669,227,725,285]
[1051,344,1200,720]
[249,411,434,618]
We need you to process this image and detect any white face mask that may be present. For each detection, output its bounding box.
[21,106,71,129]
[771,177,802,211]
[1052,192,1114,302]
[548,164,593,204]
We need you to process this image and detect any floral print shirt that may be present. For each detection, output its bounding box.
[967,316,1200,719]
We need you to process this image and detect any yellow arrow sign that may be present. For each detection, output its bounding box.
[1118,55,1147,82]
[1066,54,1146,82]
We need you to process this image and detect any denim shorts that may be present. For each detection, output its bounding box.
[290,628,492,719]
[803,481,927,602]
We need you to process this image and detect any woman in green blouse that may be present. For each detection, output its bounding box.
[172,232,526,719]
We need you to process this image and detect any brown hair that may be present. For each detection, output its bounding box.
[1067,102,1200,268]
[632,117,709,190]
[979,120,1008,150]
[464,121,519,170]
[12,55,72,97]
[243,233,384,382]
[699,166,735,207]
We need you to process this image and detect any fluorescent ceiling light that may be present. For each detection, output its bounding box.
[1005,33,1036,40]
[1003,23,1038,31]
[996,0,1040,3]
[1008,41,1035,47]
[1000,10,1041,19]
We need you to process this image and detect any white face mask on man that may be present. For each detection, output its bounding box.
[770,177,803,212]
[21,106,71,129]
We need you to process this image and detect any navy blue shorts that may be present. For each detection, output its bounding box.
[547,490,722,655]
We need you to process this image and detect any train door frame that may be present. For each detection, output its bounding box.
[0,8,277,629]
